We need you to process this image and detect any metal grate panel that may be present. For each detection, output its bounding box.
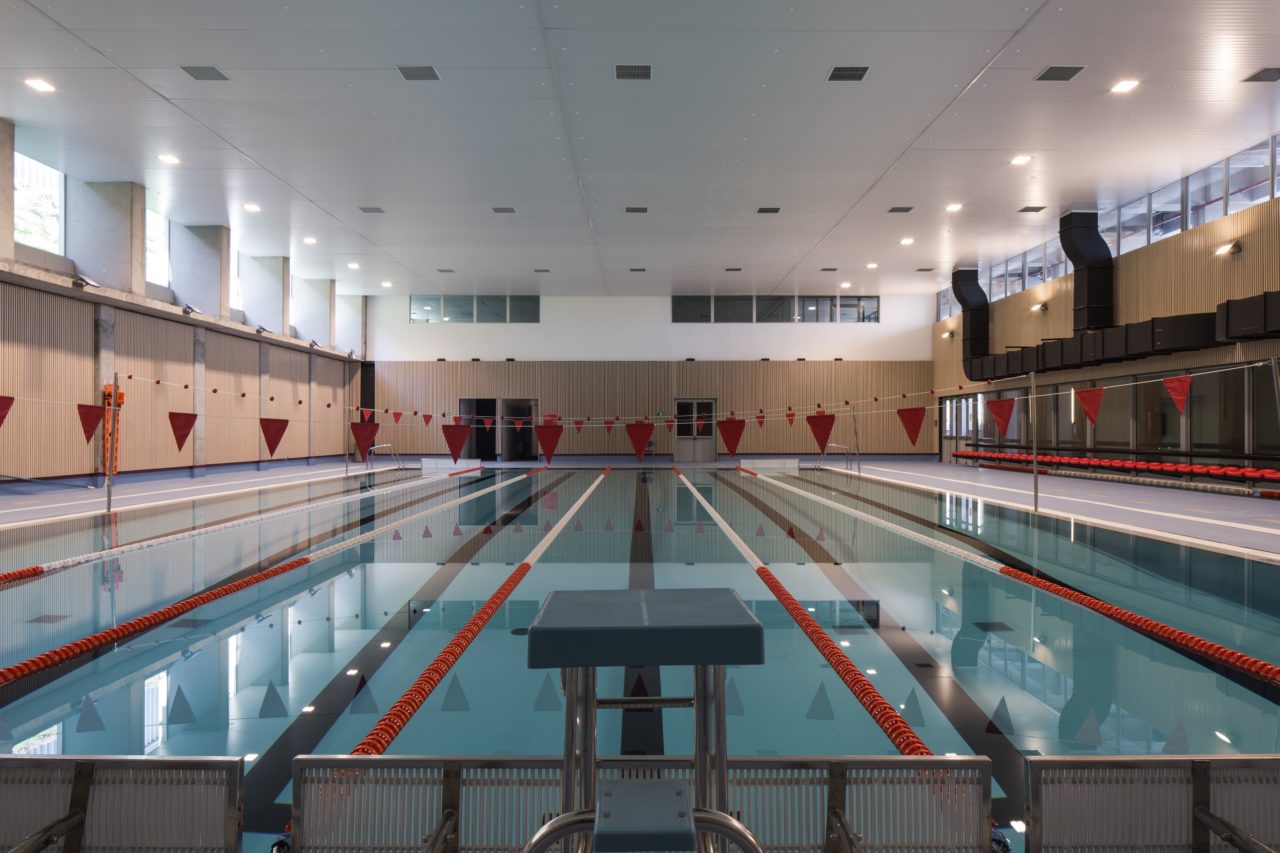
[828,66,869,81]
[297,764,444,850]
[460,765,562,852]
[615,65,652,80]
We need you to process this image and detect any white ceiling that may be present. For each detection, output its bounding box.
[2,0,1279,298]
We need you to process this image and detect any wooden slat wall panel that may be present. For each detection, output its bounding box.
[312,357,348,456]
[204,332,261,465]
[265,346,310,460]
[0,285,95,478]
[374,360,936,455]
[115,310,195,472]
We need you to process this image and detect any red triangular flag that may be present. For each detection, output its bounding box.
[605,419,614,434]
[785,408,796,427]
[483,524,494,534]
[1162,375,1192,413]
[259,417,289,456]
[574,420,584,434]
[755,410,765,429]
[1074,387,1104,426]
[168,411,198,452]
[896,407,926,446]
[625,420,654,461]
[534,423,564,464]
[442,423,471,462]
[985,398,1015,438]
[392,411,402,424]
[806,412,836,453]
[544,520,553,533]
[718,417,746,456]
[694,414,706,433]
[633,518,645,532]
[453,415,463,425]
[513,522,524,534]
[422,413,433,427]
[481,417,494,431]
[350,421,380,461]
[360,408,374,422]
[514,418,525,431]
[665,417,674,433]
[543,413,559,425]
[77,403,105,443]
[0,396,13,430]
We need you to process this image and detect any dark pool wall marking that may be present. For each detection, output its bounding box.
[715,472,1027,822]
[242,472,576,833]
[622,471,663,756]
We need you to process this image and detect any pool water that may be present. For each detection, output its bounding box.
[2,466,1277,841]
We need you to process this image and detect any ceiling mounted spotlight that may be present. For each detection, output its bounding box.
[840,281,851,289]
[157,153,181,165]
[899,237,915,246]
[381,281,393,288]
[1030,302,1048,312]
[1214,240,1241,256]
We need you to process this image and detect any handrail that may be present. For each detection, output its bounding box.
[369,443,405,470]
[819,442,854,471]
[422,808,458,853]
[6,810,84,853]
[1195,806,1278,853]
[826,808,865,853]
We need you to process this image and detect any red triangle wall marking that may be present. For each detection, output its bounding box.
[350,421,380,461]
[718,417,746,456]
[259,418,289,457]
[896,407,926,446]
[77,403,105,444]
[624,420,655,461]
[167,411,198,452]
[442,423,472,462]
[0,396,13,430]
[534,423,564,464]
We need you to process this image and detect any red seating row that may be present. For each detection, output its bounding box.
[953,450,1280,483]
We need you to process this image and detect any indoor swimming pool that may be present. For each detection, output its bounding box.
[1,466,1277,841]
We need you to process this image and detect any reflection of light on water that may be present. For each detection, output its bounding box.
[1070,518,1076,542]
[1010,820,1027,833]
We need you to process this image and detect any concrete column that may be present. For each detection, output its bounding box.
[291,278,332,346]
[65,180,146,294]
[308,353,321,465]
[191,328,207,476]
[258,342,270,469]
[0,120,14,263]
[240,255,290,334]
[93,304,116,483]
[170,224,231,318]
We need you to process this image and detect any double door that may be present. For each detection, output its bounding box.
[673,398,716,463]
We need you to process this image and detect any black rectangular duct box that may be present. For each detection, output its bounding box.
[1219,294,1268,340]
[1102,326,1127,361]
[1080,329,1105,364]
[1267,292,1280,334]
[1060,212,1115,332]
[1152,312,1216,352]
[962,310,989,360]
[993,353,1009,378]
[1126,320,1154,357]
[980,355,995,379]
[965,359,984,381]
[1062,334,1084,367]
[1005,349,1024,375]
[1041,339,1063,370]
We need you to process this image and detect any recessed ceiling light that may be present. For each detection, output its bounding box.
[303,236,317,245]
[866,669,877,675]
[828,66,869,82]
[866,263,878,270]
[244,753,259,762]
[157,153,181,165]
[1010,154,1033,166]
[347,262,361,270]
[899,237,915,246]
[1110,79,1139,93]
[381,281,393,288]
[301,705,316,713]
[945,203,963,213]
[24,78,57,93]
[346,669,359,676]
[180,65,229,81]
[840,281,851,289]
[243,203,261,213]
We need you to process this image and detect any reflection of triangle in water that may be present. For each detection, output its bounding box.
[986,696,1013,735]
[805,683,834,720]
[452,523,463,537]
[544,520,553,533]
[441,676,470,711]
[1162,718,1189,754]
[77,694,106,732]
[351,676,378,715]
[534,674,562,712]
[258,680,289,719]
[816,528,826,543]
[725,678,745,716]
[629,671,650,697]
[755,524,766,537]
[901,688,925,727]
[168,685,197,725]
[1074,708,1102,748]
[421,523,432,539]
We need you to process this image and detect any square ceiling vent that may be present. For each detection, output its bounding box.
[615,65,652,80]
[757,207,780,214]
[1244,67,1280,82]
[398,66,440,81]
[180,65,229,81]
[358,206,385,214]
[1036,66,1084,81]
[1020,205,1047,213]
[828,66,869,81]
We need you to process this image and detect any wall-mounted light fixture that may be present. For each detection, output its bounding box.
[1214,240,1241,256]
[73,275,102,288]
[255,325,270,334]
[182,303,201,315]
[1030,302,1048,313]
[941,330,955,339]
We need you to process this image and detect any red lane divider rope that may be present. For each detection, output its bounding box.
[754,566,932,756]
[999,566,1280,687]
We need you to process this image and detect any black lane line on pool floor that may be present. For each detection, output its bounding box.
[796,474,1280,706]
[242,472,576,833]
[0,474,496,711]
[715,471,1027,824]
[622,471,663,756]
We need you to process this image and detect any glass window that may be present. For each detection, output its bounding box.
[476,295,507,323]
[145,209,170,286]
[509,295,539,323]
[1118,198,1148,254]
[1191,369,1246,460]
[230,251,243,310]
[713,295,753,322]
[1187,161,1225,227]
[1253,364,1280,455]
[1275,134,1280,198]
[1227,139,1271,214]
[1150,180,1182,242]
[1032,384,1053,446]
[1006,255,1024,295]
[1137,373,1182,455]
[1094,381,1131,450]
[144,670,168,753]
[13,152,64,254]
[1097,208,1119,257]
[840,295,879,322]
[936,290,948,322]
[410,295,442,322]
[671,295,711,323]
[11,722,61,755]
[755,295,794,322]
[1044,238,1068,280]
[1025,244,1045,288]
[1057,385,1088,447]
[798,295,836,322]
[442,295,474,323]
[989,262,1006,301]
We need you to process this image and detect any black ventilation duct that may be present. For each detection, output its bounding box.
[1059,211,1114,331]
[951,268,988,361]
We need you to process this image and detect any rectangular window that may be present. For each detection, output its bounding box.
[841,295,879,323]
[1057,385,1088,447]
[1044,238,1068,280]
[14,152,64,254]
[410,295,442,322]
[476,295,507,323]
[1227,139,1271,214]
[1118,197,1149,254]
[1187,161,1225,227]
[936,289,951,322]
[145,209,171,286]
[713,295,753,322]
[144,671,169,753]
[11,722,61,755]
[1006,255,1024,295]
[1094,381,1131,449]
[1253,364,1280,454]
[755,295,793,322]
[1025,244,1045,287]
[798,295,836,322]
[989,261,1006,301]
[1097,208,1119,257]
[1137,373,1183,454]
[442,295,474,323]
[1275,134,1280,198]
[508,295,539,323]
[1150,180,1182,242]
[1191,368,1246,461]
[671,295,711,323]
[229,251,244,311]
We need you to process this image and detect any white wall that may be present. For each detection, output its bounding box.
[367,293,934,361]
